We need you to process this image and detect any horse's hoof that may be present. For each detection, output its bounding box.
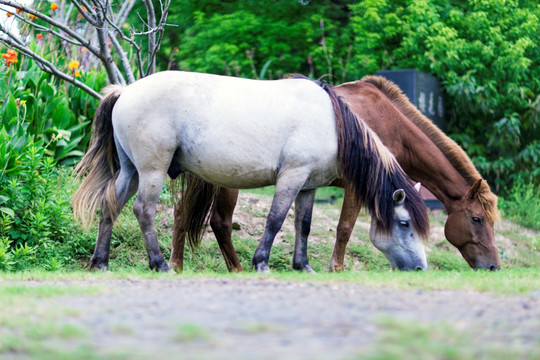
[328,261,344,272]
[89,262,109,272]
[155,263,170,273]
[169,262,183,273]
[255,263,270,273]
[149,256,170,272]
[304,265,316,274]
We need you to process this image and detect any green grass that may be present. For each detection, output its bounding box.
[359,316,540,360]
[1,267,538,295]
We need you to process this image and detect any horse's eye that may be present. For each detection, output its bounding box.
[472,217,482,224]
[399,220,410,228]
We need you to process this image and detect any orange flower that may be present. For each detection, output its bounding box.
[51,3,59,11]
[16,8,23,14]
[36,33,43,40]
[68,60,80,69]
[6,12,13,17]
[28,14,36,20]
[74,70,81,78]
[2,49,18,66]
[81,6,87,12]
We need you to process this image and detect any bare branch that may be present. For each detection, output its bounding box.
[115,0,136,28]
[0,0,172,92]
[0,1,102,58]
[72,0,98,26]
[91,0,118,83]
[108,32,135,84]
[141,0,156,75]
[7,12,86,47]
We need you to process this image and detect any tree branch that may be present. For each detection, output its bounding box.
[0,1,102,59]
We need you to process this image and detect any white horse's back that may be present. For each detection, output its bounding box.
[112,71,339,189]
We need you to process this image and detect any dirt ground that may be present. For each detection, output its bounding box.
[29,277,540,359]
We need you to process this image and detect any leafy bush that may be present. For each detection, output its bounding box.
[348,0,539,192]
[499,177,540,230]
[154,0,353,80]
[1,57,103,166]
[0,50,102,271]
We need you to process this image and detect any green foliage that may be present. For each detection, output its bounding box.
[499,177,540,230]
[0,59,103,166]
[0,150,95,271]
[151,0,354,80]
[0,46,103,271]
[349,0,540,191]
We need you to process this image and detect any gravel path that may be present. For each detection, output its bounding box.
[39,278,540,359]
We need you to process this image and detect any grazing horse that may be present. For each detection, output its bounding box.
[170,76,501,272]
[72,71,429,272]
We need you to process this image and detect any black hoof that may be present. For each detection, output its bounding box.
[149,257,170,272]
[89,258,109,272]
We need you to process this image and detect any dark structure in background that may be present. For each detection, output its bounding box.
[376,69,446,210]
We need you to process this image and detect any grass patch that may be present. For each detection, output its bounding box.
[2,267,538,295]
[361,316,539,360]
[175,324,212,342]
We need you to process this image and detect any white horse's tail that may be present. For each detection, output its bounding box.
[72,85,124,229]
[173,174,220,249]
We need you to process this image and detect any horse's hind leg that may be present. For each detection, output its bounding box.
[170,187,241,273]
[170,202,187,272]
[90,150,139,270]
[210,188,243,272]
[292,189,316,273]
[133,170,169,272]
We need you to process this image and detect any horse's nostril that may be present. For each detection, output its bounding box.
[489,264,498,271]
[415,266,424,271]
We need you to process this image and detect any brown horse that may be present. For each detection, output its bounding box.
[169,76,501,272]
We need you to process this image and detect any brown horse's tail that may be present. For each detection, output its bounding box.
[72,85,124,229]
[174,174,220,249]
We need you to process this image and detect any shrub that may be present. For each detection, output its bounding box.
[0,51,101,271]
[499,177,540,230]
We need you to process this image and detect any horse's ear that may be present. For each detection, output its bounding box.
[414,182,421,192]
[393,189,406,205]
[466,179,484,200]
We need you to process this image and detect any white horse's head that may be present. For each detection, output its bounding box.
[369,183,428,271]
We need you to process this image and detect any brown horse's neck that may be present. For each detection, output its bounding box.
[334,82,469,212]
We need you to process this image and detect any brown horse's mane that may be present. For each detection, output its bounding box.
[361,75,500,222]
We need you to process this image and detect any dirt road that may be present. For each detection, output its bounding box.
[32,277,539,359]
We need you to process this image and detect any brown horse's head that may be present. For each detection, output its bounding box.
[444,179,501,270]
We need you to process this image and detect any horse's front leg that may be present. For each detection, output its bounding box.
[252,172,307,273]
[328,187,361,272]
[292,189,316,273]
[133,171,169,272]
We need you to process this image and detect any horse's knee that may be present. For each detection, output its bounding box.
[133,199,153,227]
[336,221,354,239]
[133,199,144,218]
[210,213,231,236]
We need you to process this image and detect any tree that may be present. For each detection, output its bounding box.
[0,0,172,98]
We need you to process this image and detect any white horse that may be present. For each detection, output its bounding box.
[73,71,429,272]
